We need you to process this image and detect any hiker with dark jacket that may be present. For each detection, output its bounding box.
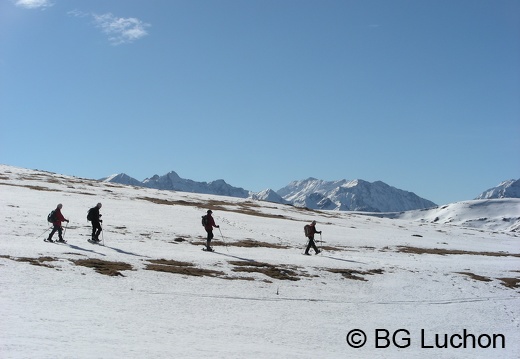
[46,204,69,243]
[304,220,321,255]
[203,210,219,251]
[88,203,103,242]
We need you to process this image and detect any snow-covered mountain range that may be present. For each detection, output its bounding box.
[476,179,520,200]
[103,171,519,213]
[103,171,436,212]
[276,178,436,212]
[103,171,250,198]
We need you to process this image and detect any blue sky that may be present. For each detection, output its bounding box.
[1,0,519,205]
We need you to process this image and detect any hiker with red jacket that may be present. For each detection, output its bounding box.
[203,210,219,251]
[304,220,321,255]
[46,204,69,243]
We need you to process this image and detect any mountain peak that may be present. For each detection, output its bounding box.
[476,179,520,199]
[101,173,142,187]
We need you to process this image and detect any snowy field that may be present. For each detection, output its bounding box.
[1,165,519,359]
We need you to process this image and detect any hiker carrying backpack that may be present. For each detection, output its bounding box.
[45,204,69,243]
[87,203,103,242]
[303,220,321,255]
[202,210,219,251]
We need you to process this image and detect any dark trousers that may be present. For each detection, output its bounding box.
[92,221,102,239]
[206,230,214,248]
[48,225,63,241]
[305,237,319,254]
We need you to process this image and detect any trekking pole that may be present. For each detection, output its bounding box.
[302,238,310,255]
[319,233,322,254]
[36,227,52,240]
[63,222,69,242]
[218,227,229,252]
[101,225,105,246]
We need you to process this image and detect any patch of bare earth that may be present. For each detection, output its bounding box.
[72,258,133,277]
[456,272,520,290]
[232,239,290,249]
[232,202,288,220]
[12,256,58,268]
[0,182,60,192]
[456,272,492,282]
[145,259,224,277]
[229,261,301,281]
[497,277,520,289]
[319,245,352,252]
[326,268,384,281]
[397,246,520,257]
[138,197,199,207]
[189,239,289,249]
[140,196,292,221]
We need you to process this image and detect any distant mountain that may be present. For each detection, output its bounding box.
[249,189,289,204]
[276,178,436,212]
[103,171,250,198]
[103,171,436,212]
[475,179,520,200]
[102,173,142,187]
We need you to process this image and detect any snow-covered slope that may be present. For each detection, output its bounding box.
[476,179,520,199]
[277,178,436,212]
[1,164,519,359]
[365,199,520,233]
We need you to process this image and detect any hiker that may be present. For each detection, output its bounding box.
[304,220,322,255]
[87,203,103,242]
[46,204,69,243]
[203,210,219,251]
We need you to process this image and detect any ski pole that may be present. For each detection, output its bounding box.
[218,227,229,252]
[319,233,322,254]
[101,225,104,246]
[63,222,68,241]
[302,238,310,255]
[36,227,52,240]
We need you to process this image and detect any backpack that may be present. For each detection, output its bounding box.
[87,208,94,221]
[201,215,208,227]
[47,210,56,223]
[304,224,311,237]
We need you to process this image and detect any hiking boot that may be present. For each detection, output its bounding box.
[57,239,66,243]
[315,250,321,255]
[45,238,53,243]
[303,252,310,256]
